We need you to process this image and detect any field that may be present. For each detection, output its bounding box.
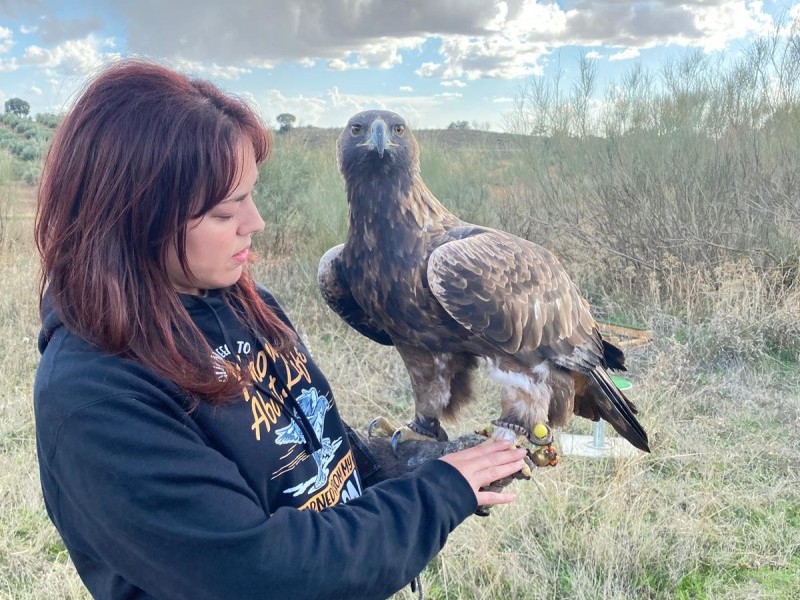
[1,42,800,599]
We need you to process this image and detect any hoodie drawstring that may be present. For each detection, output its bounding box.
[196,294,322,453]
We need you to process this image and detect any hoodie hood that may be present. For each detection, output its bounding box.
[38,289,65,355]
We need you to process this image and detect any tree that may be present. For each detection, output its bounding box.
[276,113,296,134]
[447,120,470,131]
[5,97,30,118]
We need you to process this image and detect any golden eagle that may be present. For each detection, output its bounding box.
[318,110,649,462]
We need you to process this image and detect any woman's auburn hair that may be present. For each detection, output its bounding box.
[35,59,294,402]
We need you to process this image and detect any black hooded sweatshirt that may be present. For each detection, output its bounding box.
[34,286,476,600]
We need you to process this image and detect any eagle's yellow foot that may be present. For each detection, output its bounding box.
[532,445,559,467]
[367,416,398,438]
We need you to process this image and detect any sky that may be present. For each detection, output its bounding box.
[0,1,798,131]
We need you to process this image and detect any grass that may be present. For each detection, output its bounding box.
[2,35,800,596]
[0,170,87,599]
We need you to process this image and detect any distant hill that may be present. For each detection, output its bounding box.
[277,126,529,152]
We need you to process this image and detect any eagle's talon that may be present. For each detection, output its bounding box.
[474,424,494,438]
[387,424,443,455]
[367,416,398,439]
[390,429,404,456]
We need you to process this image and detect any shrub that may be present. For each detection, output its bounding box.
[502,35,800,308]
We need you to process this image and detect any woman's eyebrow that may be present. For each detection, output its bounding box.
[221,178,258,204]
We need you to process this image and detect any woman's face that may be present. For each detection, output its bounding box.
[166,139,264,295]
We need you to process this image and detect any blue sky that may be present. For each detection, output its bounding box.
[0,1,798,130]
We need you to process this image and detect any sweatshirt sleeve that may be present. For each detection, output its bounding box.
[42,392,477,600]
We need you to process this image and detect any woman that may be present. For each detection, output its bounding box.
[33,59,526,600]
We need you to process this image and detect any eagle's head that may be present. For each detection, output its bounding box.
[336,110,420,185]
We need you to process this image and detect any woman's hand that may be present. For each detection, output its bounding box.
[439,440,528,508]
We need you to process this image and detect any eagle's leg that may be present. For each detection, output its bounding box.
[382,414,446,455]
[406,413,448,441]
[384,347,476,449]
[487,361,563,467]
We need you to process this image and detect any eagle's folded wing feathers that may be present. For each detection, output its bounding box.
[427,230,602,371]
[318,244,394,346]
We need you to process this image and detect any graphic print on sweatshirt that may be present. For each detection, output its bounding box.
[275,387,342,497]
[213,334,362,511]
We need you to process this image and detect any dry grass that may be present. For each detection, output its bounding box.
[0,183,90,599]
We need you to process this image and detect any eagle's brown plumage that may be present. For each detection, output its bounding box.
[319,110,649,453]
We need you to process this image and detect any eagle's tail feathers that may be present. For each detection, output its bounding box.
[589,368,650,452]
[601,339,626,371]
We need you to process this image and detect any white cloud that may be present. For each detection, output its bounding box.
[435,91,462,98]
[609,47,640,61]
[0,26,14,54]
[29,85,42,95]
[0,57,18,72]
[399,85,413,92]
[441,79,466,88]
[492,96,514,103]
[247,58,277,70]
[416,62,443,78]
[585,50,603,60]
[326,38,421,71]
[259,85,465,129]
[327,58,351,71]
[169,58,252,80]
[688,1,774,51]
[21,35,120,77]
[261,88,329,128]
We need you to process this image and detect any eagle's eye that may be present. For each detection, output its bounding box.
[393,124,405,136]
[350,124,363,136]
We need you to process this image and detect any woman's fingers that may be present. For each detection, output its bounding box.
[439,440,528,505]
[476,456,529,488]
[475,489,517,507]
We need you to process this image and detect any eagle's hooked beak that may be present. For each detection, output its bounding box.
[369,118,389,158]
[361,117,401,158]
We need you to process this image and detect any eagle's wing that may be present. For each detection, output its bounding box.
[427,229,601,371]
[318,244,393,346]
[428,229,649,452]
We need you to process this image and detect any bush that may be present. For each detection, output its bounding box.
[22,166,41,185]
[502,34,800,308]
[35,113,62,129]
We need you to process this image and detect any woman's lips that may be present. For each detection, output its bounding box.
[232,248,250,264]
